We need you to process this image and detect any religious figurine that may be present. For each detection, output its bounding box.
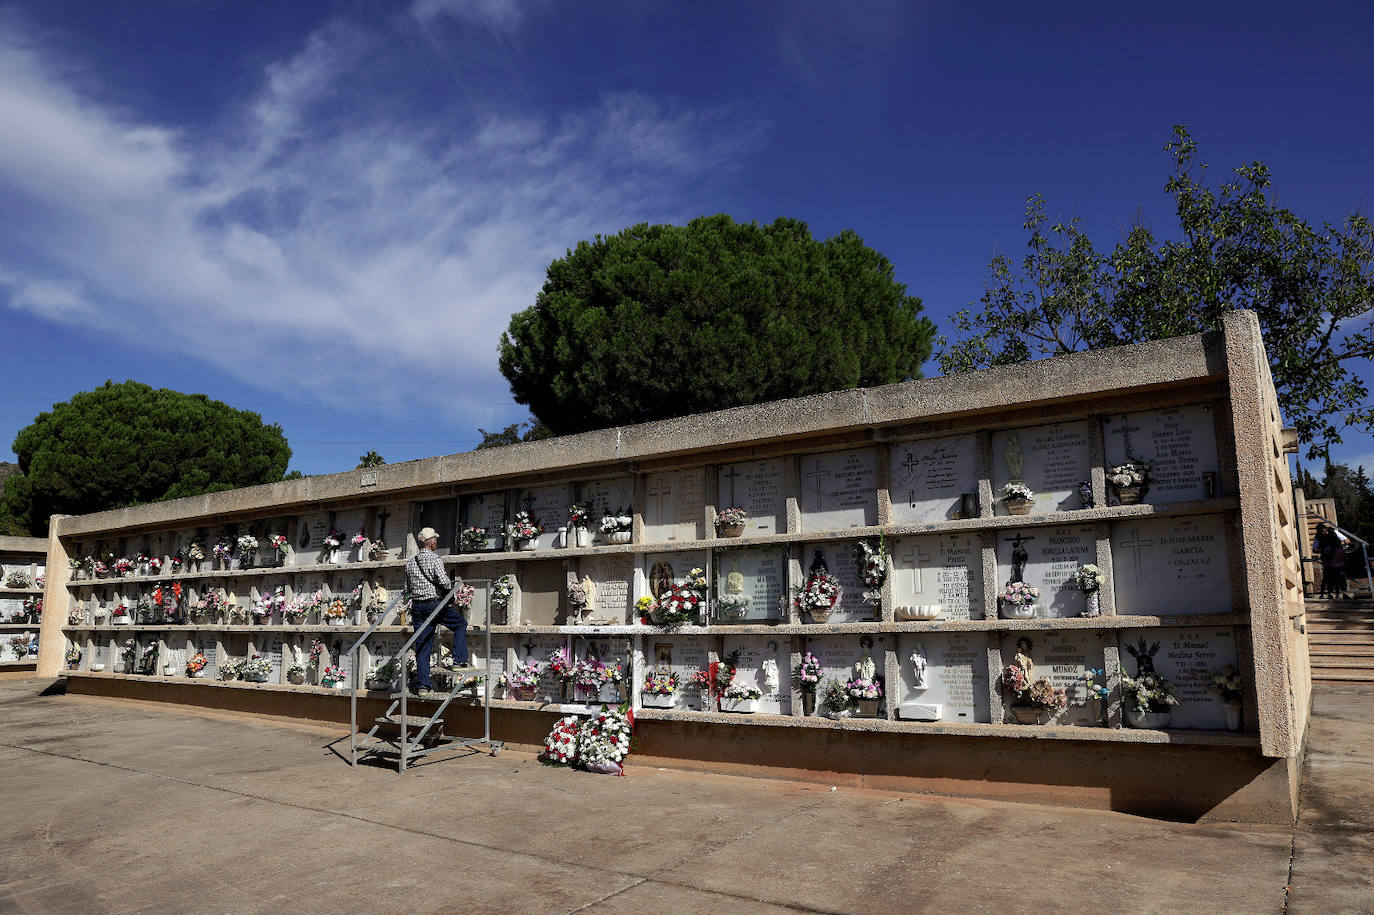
[761,658,780,694]
[1012,637,1035,679]
[1010,536,1029,584]
[856,651,876,683]
[1078,480,1094,510]
[1004,434,1024,483]
[727,565,745,594]
[650,561,674,600]
[909,642,929,690]
[581,574,596,615]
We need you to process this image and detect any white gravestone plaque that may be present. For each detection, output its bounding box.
[1103,406,1220,503]
[575,636,630,703]
[578,477,635,542]
[722,636,789,714]
[332,510,366,563]
[648,636,711,711]
[1000,632,1102,725]
[717,460,786,535]
[294,514,331,564]
[808,634,886,707]
[642,470,705,543]
[990,422,1092,514]
[715,548,786,623]
[998,526,1096,618]
[515,636,567,699]
[897,633,989,722]
[800,542,874,622]
[263,636,285,682]
[516,485,570,550]
[799,450,878,530]
[1111,515,1230,615]
[892,534,983,620]
[643,552,709,601]
[1120,627,1238,729]
[462,493,508,550]
[890,435,979,524]
[581,554,634,623]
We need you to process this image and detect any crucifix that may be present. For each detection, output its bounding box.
[521,492,536,515]
[805,463,832,504]
[375,506,390,542]
[1005,532,1034,583]
[900,543,934,596]
[646,477,671,531]
[721,465,742,506]
[1108,415,1142,459]
[1118,527,1154,585]
[521,638,535,660]
[899,452,921,507]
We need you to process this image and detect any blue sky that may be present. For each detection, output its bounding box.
[0,0,1370,477]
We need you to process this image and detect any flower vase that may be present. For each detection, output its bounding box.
[722,697,759,714]
[808,609,832,624]
[854,698,880,718]
[575,527,590,548]
[556,527,567,548]
[327,616,348,627]
[641,692,675,709]
[609,531,632,544]
[513,686,537,702]
[1083,591,1102,617]
[1005,497,1034,516]
[1115,485,1145,505]
[519,539,538,552]
[1125,709,1171,729]
[1000,603,1036,620]
[801,693,816,716]
[559,681,572,702]
[191,668,209,679]
[287,669,306,685]
[1010,706,1042,725]
[719,522,745,538]
[138,563,149,576]
[1224,704,1242,732]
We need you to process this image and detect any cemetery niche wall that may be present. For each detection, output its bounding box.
[0,536,48,674]
[39,312,1309,824]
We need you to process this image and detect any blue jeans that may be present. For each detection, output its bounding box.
[411,598,468,689]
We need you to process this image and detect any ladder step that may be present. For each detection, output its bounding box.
[375,715,444,729]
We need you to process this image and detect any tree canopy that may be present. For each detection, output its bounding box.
[498,214,935,436]
[938,126,1374,458]
[1,381,292,535]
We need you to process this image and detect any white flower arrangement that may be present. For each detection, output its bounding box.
[722,682,762,701]
[1000,482,1034,502]
[1074,563,1103,593]
[599,513,633,534]
[1107,461,1150,487]
[242,655,272,679]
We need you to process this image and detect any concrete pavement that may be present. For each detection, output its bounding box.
[1,677,1368,914]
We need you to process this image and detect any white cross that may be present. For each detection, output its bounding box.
[1118,528,1154,585]
[900,544,934,596]
[646,477,672,530]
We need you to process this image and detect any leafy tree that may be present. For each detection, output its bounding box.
[2,381,291,535]
[499,215,935,436]
[356,450,386,468]
[475,419,552,450]
[939,126,1374,458]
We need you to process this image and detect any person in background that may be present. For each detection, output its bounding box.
[1314,523,1349,600]
[404,526,472,696]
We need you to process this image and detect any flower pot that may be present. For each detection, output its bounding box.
[896,605,941,621]
[190,668,209,679]
[1010,706,1043,725]
[718,522,746,538]
[89,663,106,672]
[113,616,131,626]
[559,681,573,702]
[1005,497,1034,516]
[519,540,538,552]
[854,698,881,718]
[1082,592,1102,617]
[1125,708,1171,729]
[1224,704,1242,732]
[163,664,176,676]
[575,527,590,548]
[513,686,538,702]
[287,670,306,685]
[641,692,676,709]
[244,672,270,683]
[721,697,759,713]
[608,531,632,544]
[807,609,832,624]
[719,603,749,622]
[372,549,391,562]
[801,692,816,716]
[1000,603,1036,620]
[365,677,392,691]
[326,616,349,627]
[1115,485,1145,505]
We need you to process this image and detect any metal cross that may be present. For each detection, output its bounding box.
[899,451,919,475]
[1107,415,1142,459]
[1118,527,1154,585]
[375,506,390,541]
[805,464,832,504]
[721,465,742,505]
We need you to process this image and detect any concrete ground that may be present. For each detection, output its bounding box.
[0,680,1368,914]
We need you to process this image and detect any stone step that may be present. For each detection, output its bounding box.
[1309,656,1374,669]
[1312,669,1374,682]
[1307,634,1374,644]
[1308,644,1374,655]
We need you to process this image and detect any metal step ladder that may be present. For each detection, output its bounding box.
[347,580,504,771]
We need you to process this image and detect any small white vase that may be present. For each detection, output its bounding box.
[1224,704,1242,732]
[575,527,590,548]
[1125,709,1171,729]
[1000,603,1036,620]
[609,531,632,544]
[641,692,676,709]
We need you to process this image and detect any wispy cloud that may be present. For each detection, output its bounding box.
[410,0,547,34]
[0,14,764,426]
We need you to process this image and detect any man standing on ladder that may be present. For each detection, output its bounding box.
[406,526,471,697]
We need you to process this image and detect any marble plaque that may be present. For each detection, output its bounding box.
[294,513,331,563]
[262,635,285,681]
[461,493,508,551]
[1103,406,1221,503]
[715,547,786,623]
[890,435,979,524]
[645,636,711,711]
[808,634,888,702]
[516,561,564,625]
[333,510,367,563]
[413,498,459,553]
[998,525,1096,618]
[717,460,787,535]
[643,470,705,543]
[163,639,187,676]
[580,554,634,623]
[891,534,984,620]
[514,635,566,699]
[897,633,989,722]
[515,484,570,550]
[799,450,878,531]
[375,502,408,552]
[722,636,789,714]
[800,541,875,622]
[1120,627,1238,730]
[990,422,1092,514]
[1000,632,1103,725]
[1111,515,1230,615]
[578,477,635,542]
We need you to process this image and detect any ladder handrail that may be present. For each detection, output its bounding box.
[349,587,409,766]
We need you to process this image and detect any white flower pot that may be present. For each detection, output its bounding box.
[163,664,176,676]
[190,668,209,679]
[327,617,348,626]
[641,692,676,709]
[113,616,131,626]
[721,697,759,713]
[244,672,270,683]
[609,531,632,544]
[1224,704,1242,732]
[1000,603,1036,620]
[896,604,941,621]
[1125,709,1171,729]
[519,540,538,551]
[575,527,590,548]
[89,663,106,672]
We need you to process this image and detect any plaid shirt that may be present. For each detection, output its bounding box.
[404,548,452,601]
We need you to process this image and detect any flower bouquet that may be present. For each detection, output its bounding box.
[795,568,840,623]
[547,648,576,700]
[218,658,243,681]
[213,540,232,568]
[1108,460,1150,504]
[366,659,399,691]
[575,706,633,774]
[65,644,81,669]
[323,596,351,626]
[351,530,368,550]
[856,537,888,605]
[186,542,206,568]
[320,664,347,688]
[241,654,272,682]
[113,558,135,578]
[721,681,763,713]
[1000,481,1035,515]
[452,582,476,610]
[236,534,259,567]
[656,579,703,626]
[1119,670,1179,728]
[599,512,633,543]
[187,652,210,678]
[286,663,307,685]
[1079,668,1110,724]
[510,511,541,549]
[1000,663,1068,725]
[269,534,289,564]
[508,660,543,701]
[1208,665,1244,731]
[540,715,580,766]
[67,605,86,625]
[459,526,488,551]
[573,658,611,703]
[999,580,1040,619]
[567,503,590,531]
[1075,563,1104,616]
[715,507,748,536]
[641,670,680,708]
[322,529,343,553]
[490,575,515,624]
[794,651,823,715]
[111,603,131,625]
[845,675,883,717]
